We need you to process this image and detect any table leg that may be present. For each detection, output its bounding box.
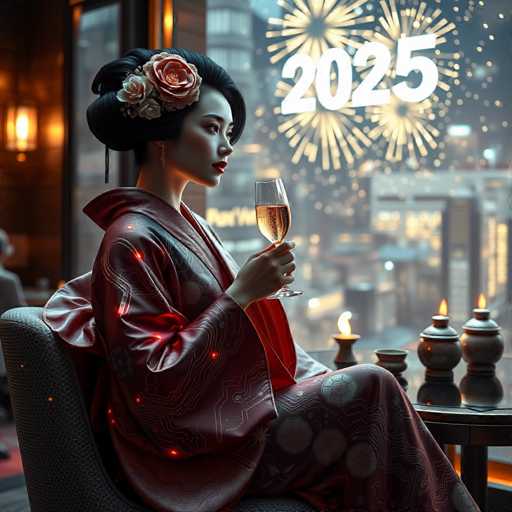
[432,435,455,466]
[461,445,487,511]
[442,444,456,467]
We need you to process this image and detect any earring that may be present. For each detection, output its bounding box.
[160,143,166,169]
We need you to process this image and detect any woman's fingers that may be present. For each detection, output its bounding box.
[277,252,294,264]
[282,262,296,274]
[251,242,278,259]
[269,240,294,256]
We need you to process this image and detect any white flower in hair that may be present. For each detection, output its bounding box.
[116,74,153,104]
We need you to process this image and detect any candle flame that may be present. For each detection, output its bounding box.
[337,311,352,336]
[439,299,448,316]
[478,293,486,309]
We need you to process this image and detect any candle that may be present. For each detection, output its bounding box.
[432,298,449,327]
[460,293,504,376]
[333,311,361,342]
[418,298,461,381]
[473,293,490,320]
[333,312,360,369]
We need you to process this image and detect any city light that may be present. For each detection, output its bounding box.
[483,148,497,166]
[448,124,471,137]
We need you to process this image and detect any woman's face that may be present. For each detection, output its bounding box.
[165,85,234,187]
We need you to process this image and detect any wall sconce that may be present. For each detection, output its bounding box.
[5,104,38,160]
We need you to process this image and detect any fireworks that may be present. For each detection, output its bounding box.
[268,0,477,170]
[268,0,376,169]
[373,0,459,92]
[366,94,440,164]
[266,0,375,64]
[275,80,372,170]
[366,0,465,165]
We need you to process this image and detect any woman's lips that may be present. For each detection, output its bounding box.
[212,163,226,173]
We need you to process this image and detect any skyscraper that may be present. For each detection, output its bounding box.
[206,0,261,265]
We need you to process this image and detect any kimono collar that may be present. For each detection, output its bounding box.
[84,186,192,231]
[83,187,235,289]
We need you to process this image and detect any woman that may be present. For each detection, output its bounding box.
[43,48,479,512]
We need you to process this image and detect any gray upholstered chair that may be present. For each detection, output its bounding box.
[0,307,316,512]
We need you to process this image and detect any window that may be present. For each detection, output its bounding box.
[208,48,251,71]
[208,9,250,36]
[72,3,120,276]
[207,0,512,476]
[208,0,512,348]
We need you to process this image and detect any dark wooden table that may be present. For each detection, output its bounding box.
[403,353,512,512]
[310,346,512,512]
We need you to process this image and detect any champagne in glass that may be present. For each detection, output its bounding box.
[255,178,303,298]
[255,204,291,245]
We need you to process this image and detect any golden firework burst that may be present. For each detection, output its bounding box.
[268,0,376,169]
[275,81,372,170]
[367,94,439,164]
[364,0,464,164]
[372,0,460,91]
[266,0,375,64]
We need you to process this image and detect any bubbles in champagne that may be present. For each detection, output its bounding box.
[256,204,291,243]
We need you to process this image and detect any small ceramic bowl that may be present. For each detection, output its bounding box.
[374,349,408,377]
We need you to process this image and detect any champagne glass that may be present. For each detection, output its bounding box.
[255,178,303,298]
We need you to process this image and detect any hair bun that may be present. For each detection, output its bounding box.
[86,49,155,151]
[86,92,136,151]
[91,49,152,95]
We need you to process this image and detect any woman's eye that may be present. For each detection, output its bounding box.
[207,124,219,133]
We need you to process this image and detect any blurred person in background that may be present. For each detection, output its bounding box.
[0,229,27,458]
[0,229,27,316]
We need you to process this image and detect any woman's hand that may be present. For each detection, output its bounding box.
[226,241,296,309]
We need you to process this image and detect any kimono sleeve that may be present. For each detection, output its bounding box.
[294,341,331,381]
[91,224,275,458]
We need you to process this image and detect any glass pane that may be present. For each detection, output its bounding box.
[72,3,120,276]
[207,0,512,469]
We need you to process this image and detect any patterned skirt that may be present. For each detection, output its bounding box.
[245,364,480,512]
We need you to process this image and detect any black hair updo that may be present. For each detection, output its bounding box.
[86,48,246,168]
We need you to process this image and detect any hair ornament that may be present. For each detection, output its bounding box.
[116,52,202,120]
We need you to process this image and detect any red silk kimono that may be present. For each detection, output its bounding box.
[43,187,480,512]
[43,187,326,512]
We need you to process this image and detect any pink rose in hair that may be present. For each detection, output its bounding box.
[116,74,153,104]
[143,52,202,111]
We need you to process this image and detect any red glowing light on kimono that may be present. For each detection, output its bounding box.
[166,448,181,458]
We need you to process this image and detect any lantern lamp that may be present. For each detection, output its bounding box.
[5,104,38,152]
